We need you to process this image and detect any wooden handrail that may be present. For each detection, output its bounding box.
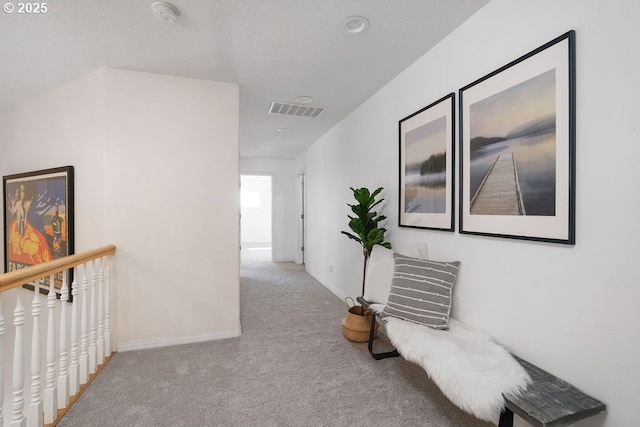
[0,245,116,293]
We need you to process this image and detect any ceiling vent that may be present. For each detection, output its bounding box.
[268,101,326,118]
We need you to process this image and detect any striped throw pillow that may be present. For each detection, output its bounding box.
[383,253,461,330]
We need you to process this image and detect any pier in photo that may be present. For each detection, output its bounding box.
[470,152,526,215]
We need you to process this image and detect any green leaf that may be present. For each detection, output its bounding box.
[371,187,383,199]
[353,188,372,205]
[374,215,387,223]
[341,231,362,244]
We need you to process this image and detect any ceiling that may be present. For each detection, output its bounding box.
[0,0,489,160]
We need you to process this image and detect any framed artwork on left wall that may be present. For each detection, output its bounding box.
[3,166,75,296]
[399,93,455,231]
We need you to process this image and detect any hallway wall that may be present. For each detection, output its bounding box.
[295,1,640,426]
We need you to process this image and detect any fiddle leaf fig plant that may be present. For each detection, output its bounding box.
[341,187,392,296]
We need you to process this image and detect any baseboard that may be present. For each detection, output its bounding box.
[305,267,347,302]
[117,328,241,352]
[323,280,347,301]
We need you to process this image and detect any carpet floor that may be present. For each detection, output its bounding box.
[57,249,492,426]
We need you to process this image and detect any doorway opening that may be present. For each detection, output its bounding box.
[240,175,272,263]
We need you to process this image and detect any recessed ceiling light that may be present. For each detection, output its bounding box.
[295,96,314,104]
[341,16,370,35]
[277,128,291,133]
[151,2,180,23]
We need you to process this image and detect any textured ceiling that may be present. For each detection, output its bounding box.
[0,0,489,159]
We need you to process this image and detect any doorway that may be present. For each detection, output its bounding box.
[240,175,272,262]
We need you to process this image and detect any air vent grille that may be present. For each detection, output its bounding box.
[269,101,326,118]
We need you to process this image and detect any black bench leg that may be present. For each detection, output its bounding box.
[498,408,514,427]
[367,312,399,360]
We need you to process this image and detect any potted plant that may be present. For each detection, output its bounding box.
[341,187,391,296]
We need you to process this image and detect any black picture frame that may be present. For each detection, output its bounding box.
[399,93,455,231]
[3,166,75,297]
[459,31,576,244]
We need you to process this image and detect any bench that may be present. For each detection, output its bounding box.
[357,245,606,427]
[358,297,605,427]
[500,356,606,427]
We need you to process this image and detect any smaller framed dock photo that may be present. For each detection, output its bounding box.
[459,31,575,244]
[399,93,455,231]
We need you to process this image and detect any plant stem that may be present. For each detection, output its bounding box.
[361,254,369,297]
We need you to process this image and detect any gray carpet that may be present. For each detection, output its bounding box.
[58,249,492,426]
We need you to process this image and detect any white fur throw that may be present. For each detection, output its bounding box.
[370,304,530,423]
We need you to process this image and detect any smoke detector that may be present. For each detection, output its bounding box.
[151,2,180,23]
[295,96,314,104]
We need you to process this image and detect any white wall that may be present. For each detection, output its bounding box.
[104,69,240,349]
[295,1,640,426]
[0,68,241,352]
[239,158,297,262]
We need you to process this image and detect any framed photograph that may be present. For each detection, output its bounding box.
[3,166,74,294]
[459,31,575,244]
[399,93,455,231]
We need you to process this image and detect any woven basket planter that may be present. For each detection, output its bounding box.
[342,298,379,343]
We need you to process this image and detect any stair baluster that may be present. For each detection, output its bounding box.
[97,258,105,365]
[44,275,58,423]
[89,260,97,374]
[11,291,26,427]
[104,256,112,357]
[27,284,43,427]
[69,268,80,396]
[58,271,70,408]
[79,264,89,384]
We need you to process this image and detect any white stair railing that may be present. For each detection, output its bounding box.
[0,245,116,427]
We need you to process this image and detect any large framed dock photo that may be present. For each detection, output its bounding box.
[399,93,455,231]
[459,31,575,244]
